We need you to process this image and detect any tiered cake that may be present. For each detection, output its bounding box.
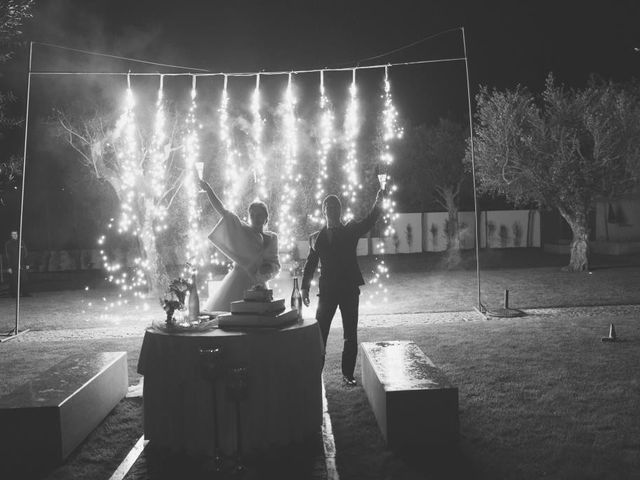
[218,286,298,328]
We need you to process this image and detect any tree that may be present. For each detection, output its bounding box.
[53,102,187,294]
[469,74,640,271]
[396,119,469,251]
[0,155,21,205]
[0,0,34,205]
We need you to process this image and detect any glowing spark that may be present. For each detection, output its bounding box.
[183,75,202,270]
[148,75,169,232]
[113,81,140,234]
[342,69,361,221]
[220,75,242,213]
[310,70,336,225]
[251,74,268,200]
[378,66,403,232]
[369,66,404,302]
[277,73,300,261]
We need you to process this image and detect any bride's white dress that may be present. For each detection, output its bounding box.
[203,210,280,312]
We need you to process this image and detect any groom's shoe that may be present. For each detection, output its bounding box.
[342,375,357,387]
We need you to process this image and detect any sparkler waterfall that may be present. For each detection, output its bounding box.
[379,66,403,235]
[251,74,267,200]
[99,78,148,300]
[148,75,168,232]
[115,77,140,235]
[368,66,404,302]
[342,69,362,221]
[92,68,405,312]
[183,76,202,270]
[277,73,300,261]
[220,75,242,214]
[310,70,336,225]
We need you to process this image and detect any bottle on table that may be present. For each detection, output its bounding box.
[291,277,302,319]
[188,272,200,322]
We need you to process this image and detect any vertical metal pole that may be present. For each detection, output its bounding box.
[14,41,33,334]
[461,27,484,313]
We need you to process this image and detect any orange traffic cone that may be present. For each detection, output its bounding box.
[601,323,617,342]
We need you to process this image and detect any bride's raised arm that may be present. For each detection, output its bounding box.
[198,178,227,216]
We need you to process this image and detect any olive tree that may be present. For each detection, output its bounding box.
[0,0,33,205]
[469,75,640,271]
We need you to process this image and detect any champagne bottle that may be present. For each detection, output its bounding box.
[189,272,200,321]
[291,277,302,318]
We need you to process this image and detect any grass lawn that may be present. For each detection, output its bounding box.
[1,250,639,479]
[2,249,640,333]
[323,306,640,479]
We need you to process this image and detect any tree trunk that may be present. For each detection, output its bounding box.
[559,209,590,272]
[438,187,460,251]
[441,186,461,268]
[139,198,169,295]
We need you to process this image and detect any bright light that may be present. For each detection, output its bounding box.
[369,66,404,303]
[183,75,202,271]
[277,73,300,262]
[97,80,151,301]
[342,69,361,221]
[310,70,336,225]
[91,69,403,312]
[148,75,168,232]
[220,75,242,214]
[251,74,268,200]
[113,84,140,234]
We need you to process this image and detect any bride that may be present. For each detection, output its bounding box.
[198,178,280,312]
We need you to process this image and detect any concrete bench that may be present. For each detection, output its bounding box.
[360,341,458,449]
[0,351,128,471]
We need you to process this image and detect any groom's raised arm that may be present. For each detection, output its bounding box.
[351,188,384,237]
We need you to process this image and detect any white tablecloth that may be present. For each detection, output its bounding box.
[137,319,324,456]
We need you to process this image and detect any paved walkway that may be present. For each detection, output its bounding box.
[9,304,640,342]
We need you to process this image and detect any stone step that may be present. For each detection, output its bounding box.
[360,341,458,449]
[0,351,128,472]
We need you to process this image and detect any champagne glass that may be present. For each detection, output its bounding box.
[377,172,389,192]
[195,162,205,192]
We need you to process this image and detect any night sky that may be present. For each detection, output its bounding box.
[1,0,639,247]
[11,0,637,89]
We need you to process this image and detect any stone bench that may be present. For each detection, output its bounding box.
[0,351,128,471]
[360,341,458,449]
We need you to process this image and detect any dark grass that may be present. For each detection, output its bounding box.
[4,397,144,480]
[323,310,640,480]
[2,307,640,479]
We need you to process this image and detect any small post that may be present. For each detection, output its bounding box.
[504,289,509,309]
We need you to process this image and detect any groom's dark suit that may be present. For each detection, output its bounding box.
[302,204,381,379]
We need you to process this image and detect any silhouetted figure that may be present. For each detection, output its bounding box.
[199,178,280,312]
[302,188,384,386]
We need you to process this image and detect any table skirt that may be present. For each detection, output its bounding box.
[137,319,324,456]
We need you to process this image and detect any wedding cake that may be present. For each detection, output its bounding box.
[218,286,298,328]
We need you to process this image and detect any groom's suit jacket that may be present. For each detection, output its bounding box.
[302,205,381,296]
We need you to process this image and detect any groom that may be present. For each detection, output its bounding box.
[301,187,384,386]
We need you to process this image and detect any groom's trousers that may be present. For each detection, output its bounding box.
[316,286,360,378]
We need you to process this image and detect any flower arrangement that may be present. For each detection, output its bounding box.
[160,277,191,325]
